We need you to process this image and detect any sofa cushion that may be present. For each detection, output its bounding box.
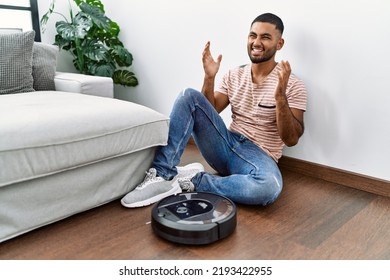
[0,31,35,95]
[0,92,169,187]
[32,42,59,91]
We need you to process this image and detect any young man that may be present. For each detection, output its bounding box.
[121,13,307,208]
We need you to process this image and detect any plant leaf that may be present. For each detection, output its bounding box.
[110,46,133,67]
[74,0,83,6]
[87,0,105,12]
[56,13,92,39]
[40,0,56,33]
[108,21,120,37]
[79,2,109,30]
[89,63,115,77]
[81,39,107,61]
[54,34,73,50]
[113,70,139,87]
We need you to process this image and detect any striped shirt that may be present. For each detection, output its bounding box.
[217,63,307,162]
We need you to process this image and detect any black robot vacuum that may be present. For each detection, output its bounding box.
[151,192,237,245]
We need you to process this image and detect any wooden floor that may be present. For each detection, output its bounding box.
[1,144,389,260]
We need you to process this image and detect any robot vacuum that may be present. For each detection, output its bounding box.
[151,192,237,245]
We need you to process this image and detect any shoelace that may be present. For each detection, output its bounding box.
[178,178,193,192]
[137,169,163,189]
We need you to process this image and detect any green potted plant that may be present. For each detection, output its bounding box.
[40,0,138,87]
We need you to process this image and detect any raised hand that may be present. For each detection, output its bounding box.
[202,41,222,79]
[275,60,291,99]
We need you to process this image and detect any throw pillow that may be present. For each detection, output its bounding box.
[32,42,59,91]
[0,30,35,94]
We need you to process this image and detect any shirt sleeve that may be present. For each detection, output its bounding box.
[287,77,307,112]
[216,71,230,96]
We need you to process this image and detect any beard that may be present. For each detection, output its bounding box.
[248,45,277,64]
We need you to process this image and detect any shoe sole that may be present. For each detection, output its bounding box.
[121,180,182,208]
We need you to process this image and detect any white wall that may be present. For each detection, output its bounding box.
[38,0,390,181]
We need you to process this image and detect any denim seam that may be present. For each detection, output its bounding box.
[168,111,193,169]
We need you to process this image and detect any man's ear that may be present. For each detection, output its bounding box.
[277,38,285,50]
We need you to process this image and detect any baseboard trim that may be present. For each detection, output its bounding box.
[278,156,390,198]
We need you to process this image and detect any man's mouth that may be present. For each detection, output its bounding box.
[251,46,264,55]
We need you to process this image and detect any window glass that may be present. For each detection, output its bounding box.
[0,0,40,41]
[0,0,30,7]
[0,9,32,32]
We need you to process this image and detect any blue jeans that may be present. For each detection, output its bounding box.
[152,88,283,206]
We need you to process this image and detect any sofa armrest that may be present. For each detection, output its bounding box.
[54,72,114,98]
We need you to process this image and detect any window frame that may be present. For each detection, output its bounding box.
[0,0,41,41]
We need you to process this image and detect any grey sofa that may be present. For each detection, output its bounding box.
[0,31,169,242]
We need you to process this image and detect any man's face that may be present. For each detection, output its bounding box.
[247,22,283,64]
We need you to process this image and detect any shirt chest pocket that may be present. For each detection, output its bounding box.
[256,103,277,124]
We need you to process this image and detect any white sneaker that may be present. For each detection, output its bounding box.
[177,162,204,192]
[121,163,204,208]
[121,168,180,208]
[176,162,204,179]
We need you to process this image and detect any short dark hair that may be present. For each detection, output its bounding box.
[251,13,284,35]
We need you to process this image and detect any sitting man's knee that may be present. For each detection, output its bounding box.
[180,88,202,98]
[255,176,283,206]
